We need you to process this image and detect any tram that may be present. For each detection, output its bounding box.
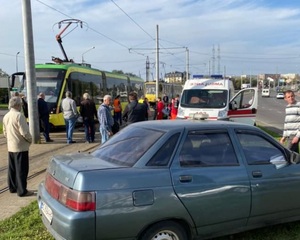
[10,63,144,128]
[145,81,182,106]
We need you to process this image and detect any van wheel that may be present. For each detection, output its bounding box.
[140,221,188,240]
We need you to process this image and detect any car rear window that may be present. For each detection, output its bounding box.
[92,127,164,167]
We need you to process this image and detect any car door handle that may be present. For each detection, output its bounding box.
[179,175,193,183]
[252,171,262,178]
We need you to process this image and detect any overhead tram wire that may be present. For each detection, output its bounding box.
[36,0,189,68]
[110,0,189,65]
[110,0,155,41]
[35,0,73,19]
[35,0,148,58]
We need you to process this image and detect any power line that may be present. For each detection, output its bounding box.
[110,0,155,40]
[35,0,149,57]
[35,0,193,75]
[35,0,72,18]
[109,0,188,67]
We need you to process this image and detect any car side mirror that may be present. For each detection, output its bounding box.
[290,151,300,164]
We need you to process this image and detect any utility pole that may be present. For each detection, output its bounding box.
[155,25,159,99]
[16,52,20,72]
[186,48,189,82]
[21,0,39,143]
[212,45,215,75]
[146,56,150,82]
[217,44,221,75]
[81,46,95,63]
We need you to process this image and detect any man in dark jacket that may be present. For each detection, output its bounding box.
[80,93,98,143]
[38,92,52,142]
[122,92,147,125]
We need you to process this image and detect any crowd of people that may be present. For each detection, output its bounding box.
[4,91,181,147]
[155,94,180,120]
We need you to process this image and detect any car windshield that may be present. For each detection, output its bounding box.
[92,127,165,167]
[181,89,228,108]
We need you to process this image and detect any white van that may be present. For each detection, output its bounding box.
[262,89,270,97]
[177,75,258,125]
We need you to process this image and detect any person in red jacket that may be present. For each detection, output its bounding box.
[170,94,180,120]
[156,97,164,120]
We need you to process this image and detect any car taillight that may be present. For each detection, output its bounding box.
[45,173,96,211]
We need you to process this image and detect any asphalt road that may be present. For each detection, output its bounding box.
[256,89,287,134]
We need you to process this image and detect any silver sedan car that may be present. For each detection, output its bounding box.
[37,119,300,240]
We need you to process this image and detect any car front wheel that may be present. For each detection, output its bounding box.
[140,221,188,240]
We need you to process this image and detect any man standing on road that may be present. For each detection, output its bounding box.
[80,93,97,143]
[61,91,78,144]
[38,92,53,143]
[280,90,300,153]
[3,96,33,197]
[122,92,147,124]
[98,95,114,144]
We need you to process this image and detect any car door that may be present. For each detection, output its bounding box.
[234,129,300,226]
[170,130,251,236]
[228,88,258,125]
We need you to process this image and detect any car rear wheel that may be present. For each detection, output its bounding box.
[140,221,188,240]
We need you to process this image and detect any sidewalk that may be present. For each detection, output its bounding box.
[0,130,101,221]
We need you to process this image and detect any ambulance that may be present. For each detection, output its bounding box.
[177,75,258,125]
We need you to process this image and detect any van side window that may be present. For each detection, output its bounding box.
[231,89,255,109]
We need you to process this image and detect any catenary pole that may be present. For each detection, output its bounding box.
[156,25,159,99]
[186,47,189,82]
[21,0,40,143]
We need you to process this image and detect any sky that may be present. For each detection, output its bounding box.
[1,0,300,80]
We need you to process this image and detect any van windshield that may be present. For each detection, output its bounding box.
[180,89,228,108]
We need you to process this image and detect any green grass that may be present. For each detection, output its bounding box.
[0,104,8,110]
[0,201,53,240]
[257,125,281,138]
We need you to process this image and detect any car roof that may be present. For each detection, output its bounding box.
[127,119,255,132]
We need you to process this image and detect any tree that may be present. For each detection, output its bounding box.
[112,70,138,78]
[112,70,124,74]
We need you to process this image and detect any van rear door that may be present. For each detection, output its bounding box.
[228,88,258,125]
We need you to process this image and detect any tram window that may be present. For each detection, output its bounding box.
[69,72,102,105]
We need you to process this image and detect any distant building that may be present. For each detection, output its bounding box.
[164,71,184,83]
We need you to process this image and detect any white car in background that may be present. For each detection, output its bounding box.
[276,92,284,99]
[262,89,270,97]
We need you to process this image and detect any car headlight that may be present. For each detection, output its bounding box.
[218,110,228,119]
[177,107,185,118]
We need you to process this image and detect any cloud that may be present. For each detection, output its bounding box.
[1,0,300,78]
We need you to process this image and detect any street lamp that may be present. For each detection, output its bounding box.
[16,52,20,72]
[81,47,95,63]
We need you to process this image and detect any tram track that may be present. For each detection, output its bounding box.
[0,139,100,195]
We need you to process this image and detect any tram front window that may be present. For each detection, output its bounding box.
[36,69,65,103]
